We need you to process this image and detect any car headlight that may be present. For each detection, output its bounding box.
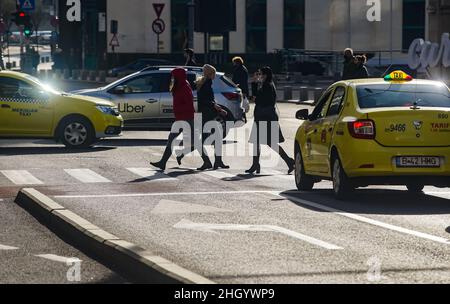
[96,105,120,116]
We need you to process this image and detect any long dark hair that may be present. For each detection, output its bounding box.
[260,66,273,83]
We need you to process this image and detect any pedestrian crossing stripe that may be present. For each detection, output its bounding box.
[0,168,294,185]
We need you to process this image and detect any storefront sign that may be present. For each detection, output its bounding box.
[408,33,450,70]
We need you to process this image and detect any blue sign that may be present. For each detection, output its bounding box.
[19,0,35,11]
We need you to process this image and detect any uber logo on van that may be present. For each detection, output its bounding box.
[118,103,146,113]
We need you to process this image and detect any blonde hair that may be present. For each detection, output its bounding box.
[232,56,244,65]
[196,64,216,90]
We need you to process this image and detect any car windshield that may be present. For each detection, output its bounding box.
[24,75,62,95]
[356,83,450,109]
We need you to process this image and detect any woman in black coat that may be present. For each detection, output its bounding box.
[246,67,294,174]
[232,57,249,98]
[177,64,229,170]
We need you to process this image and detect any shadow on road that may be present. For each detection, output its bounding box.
[97,138,168,147]
[0,146,116,156]
[280,188,450,215]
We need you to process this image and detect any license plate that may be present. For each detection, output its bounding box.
[396,156,440,168]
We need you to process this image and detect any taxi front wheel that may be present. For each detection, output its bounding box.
[332,156,354,200]
[295,148,314,191]
[59,116,95,149]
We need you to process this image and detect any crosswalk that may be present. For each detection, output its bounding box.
[0,167,294,186]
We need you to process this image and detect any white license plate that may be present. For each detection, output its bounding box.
[396,156,440,168]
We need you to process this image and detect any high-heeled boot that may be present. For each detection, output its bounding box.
[278,147,295,174]
[245,156,261,174]
[214,156,230,170]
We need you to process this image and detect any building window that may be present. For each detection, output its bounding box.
[402,0,425,50]
[172,0,189,53]
[284,0,305,49]
[246,0,267,53]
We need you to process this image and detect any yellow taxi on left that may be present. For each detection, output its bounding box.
[0,71,123,148]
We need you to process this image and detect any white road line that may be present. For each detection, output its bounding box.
[0,244,19,250]
[0,170,43,185]
[127,168,177,181]
[201,170,238,179]
[264,169,294,180]
[174,219,342,250]
[64,169,111,184]
[277,192,450,245]
[54,190,279,199]
[35,254,82,264]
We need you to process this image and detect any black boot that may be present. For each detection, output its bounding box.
[278,146,295,174]
[245,156,261,174]
[214,156,230,170]
[197,159,213,171]
[176,154,184,166]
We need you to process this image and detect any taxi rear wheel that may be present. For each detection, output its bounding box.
[59,117,95,149]
[406,183,425,193]
[332,156,353,200]
[295,147,314,191]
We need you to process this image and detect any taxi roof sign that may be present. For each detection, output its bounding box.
[384,70,413,82]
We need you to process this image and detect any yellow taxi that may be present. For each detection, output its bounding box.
[0,71,123,148]
[294,71,450,199]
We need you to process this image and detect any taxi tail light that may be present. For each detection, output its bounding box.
[222,92,240,101]
[348,120,376,139]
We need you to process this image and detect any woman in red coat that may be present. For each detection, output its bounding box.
[151,68,212,171]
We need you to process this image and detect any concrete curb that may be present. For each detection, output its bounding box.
[15,188,215,284]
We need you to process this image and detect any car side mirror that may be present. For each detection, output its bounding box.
[112,85,126,94]
[296,109,309,120]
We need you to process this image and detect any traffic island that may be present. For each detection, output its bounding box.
[14,188,214,285]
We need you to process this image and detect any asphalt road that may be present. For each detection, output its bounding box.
[0,197,127,284]
[2,97,450,283]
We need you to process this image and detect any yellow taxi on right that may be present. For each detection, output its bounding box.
[294,71,450,199]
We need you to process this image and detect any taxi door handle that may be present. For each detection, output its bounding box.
[1,104,11,109]
[146,99,158,104]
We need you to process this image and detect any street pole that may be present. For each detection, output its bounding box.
[390,0,393,64]
[348,0,351,47]
[188,0,194,49]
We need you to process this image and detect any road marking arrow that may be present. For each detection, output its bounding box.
[35,254,82,264]
[152,199,232,214]
[0,244,19,250]
[174,219,343,250]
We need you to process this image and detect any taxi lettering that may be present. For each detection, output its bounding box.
[118,103,146,113]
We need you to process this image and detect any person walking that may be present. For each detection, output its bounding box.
[150,68,212,171]
[246,67,295,175]
[176,64,230,170]
[354,55,369,79]
[184,48,197,66]
[342,48,358,80]
[232,57,249,98]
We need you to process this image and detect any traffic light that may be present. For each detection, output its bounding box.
[24,21,33,37]
[11,11,28,26]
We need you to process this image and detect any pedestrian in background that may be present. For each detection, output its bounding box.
[342,48,357,80]
[246,66,295,175]
[232,57,249,98]
[151,68,211,171]
[354,55,369,79]
[184,48,197,66]
[176,64,229,170]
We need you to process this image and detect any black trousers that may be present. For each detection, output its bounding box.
[160,120,210,164]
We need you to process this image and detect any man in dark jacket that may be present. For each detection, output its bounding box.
[342,48,358,80]
[354,55,369,79]
[184,48,197,66]
[232,56,249,98]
